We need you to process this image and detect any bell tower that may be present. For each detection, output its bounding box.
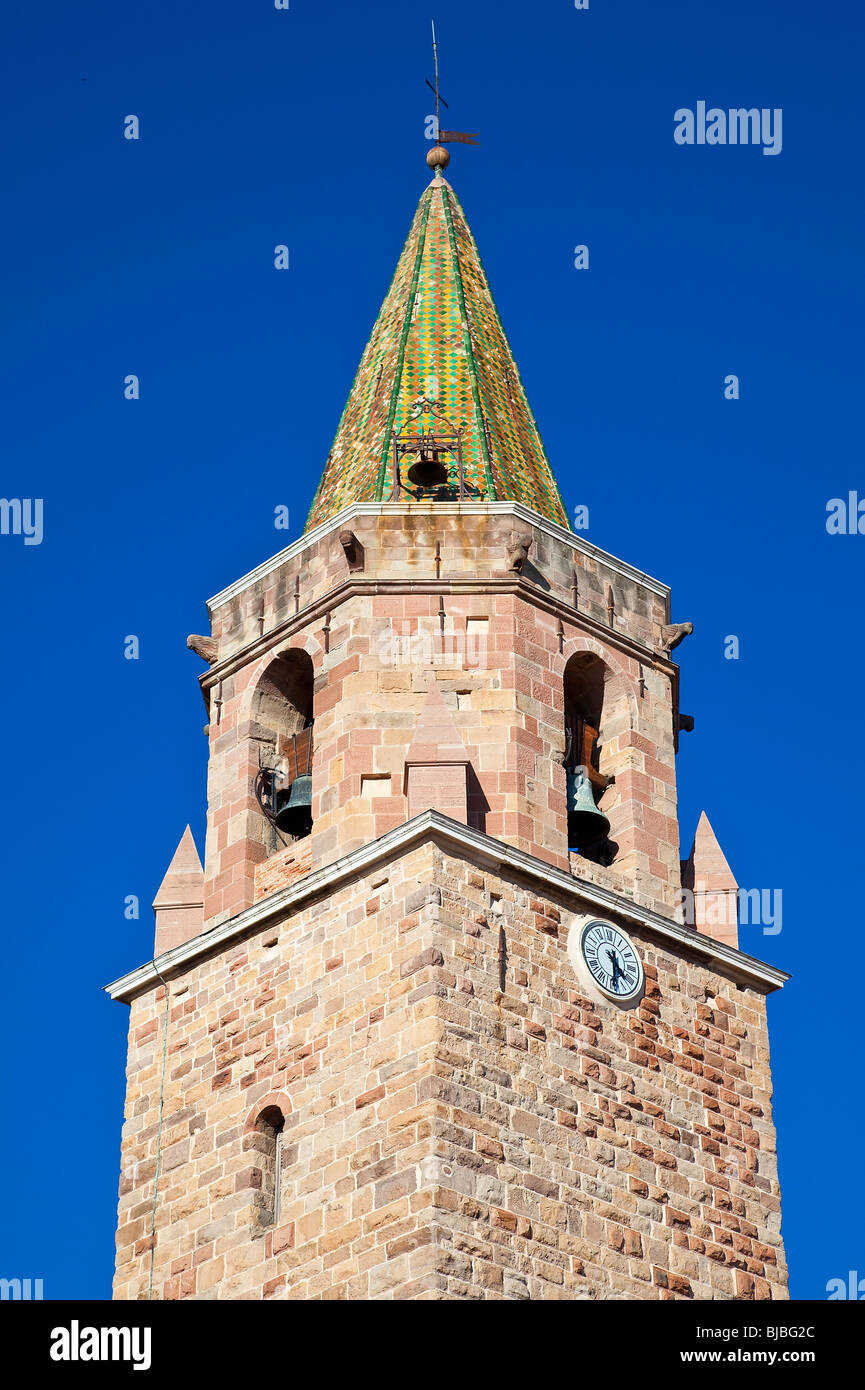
[108,147,788,1301]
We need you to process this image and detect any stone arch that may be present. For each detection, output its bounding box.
[553,635,640,726]
[243,1092,293,1231]
[275,631,325,668]
[243,1090,294,1132]
[237,631,325,722]
[253,652,313,730]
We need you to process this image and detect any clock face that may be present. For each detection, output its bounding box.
[579,920,644,1001]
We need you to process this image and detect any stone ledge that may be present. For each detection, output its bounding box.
[104,812,789,1003]
[207,500,671,614]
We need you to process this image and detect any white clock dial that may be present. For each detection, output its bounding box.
[579,920,644,1001]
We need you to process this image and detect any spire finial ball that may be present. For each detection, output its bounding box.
[426,145,450,171]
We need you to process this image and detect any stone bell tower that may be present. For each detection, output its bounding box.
[108,147,789,1301]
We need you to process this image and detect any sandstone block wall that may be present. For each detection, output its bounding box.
[114,838,786,1301]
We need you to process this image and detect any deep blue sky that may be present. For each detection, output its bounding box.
[1,0,862,1300]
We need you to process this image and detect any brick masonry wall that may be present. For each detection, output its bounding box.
[114,838,786,1301]
[253,841,312,903]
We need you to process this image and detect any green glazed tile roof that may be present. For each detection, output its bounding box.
[305,172,571,532]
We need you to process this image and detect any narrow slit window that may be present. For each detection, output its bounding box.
[254,1105,286,1228]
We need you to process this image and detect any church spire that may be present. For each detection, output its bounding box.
[305,169,571,532]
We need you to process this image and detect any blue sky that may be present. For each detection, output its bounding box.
[1,0,863,1299]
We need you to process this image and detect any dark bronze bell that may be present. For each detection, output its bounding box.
[274,774,312,836]
[566,769,610,847]
[406,448,448,488]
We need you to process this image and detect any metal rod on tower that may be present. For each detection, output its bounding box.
[426,22,479,170]
[432,21,441,143]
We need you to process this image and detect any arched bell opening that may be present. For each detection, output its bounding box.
[251,651,314,850]
[563,652,617,865]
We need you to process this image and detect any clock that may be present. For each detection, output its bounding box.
[576,918,644,1004]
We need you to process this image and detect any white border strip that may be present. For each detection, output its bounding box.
[104,812,788,1001]
[206,502,670,613]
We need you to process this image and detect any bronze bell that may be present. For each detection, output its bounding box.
[274,774,312,837]
[566,768,610,848]
[407,447,449,488]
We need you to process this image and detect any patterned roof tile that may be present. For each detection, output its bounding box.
[305,172,570,531]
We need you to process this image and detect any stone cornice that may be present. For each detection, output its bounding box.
[206,502,671,615]
[199,572,679,693]
[104,812,789,1003]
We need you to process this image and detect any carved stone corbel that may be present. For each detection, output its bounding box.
[187,635,219,664]
[506,530,532,574]
[339,529,364,572]
[660,622,693,654]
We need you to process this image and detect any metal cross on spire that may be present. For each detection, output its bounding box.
[426,20,479,173]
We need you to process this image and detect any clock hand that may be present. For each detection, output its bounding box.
[605,947,620,988]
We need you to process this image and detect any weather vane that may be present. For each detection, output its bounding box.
[426,20,479,172]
